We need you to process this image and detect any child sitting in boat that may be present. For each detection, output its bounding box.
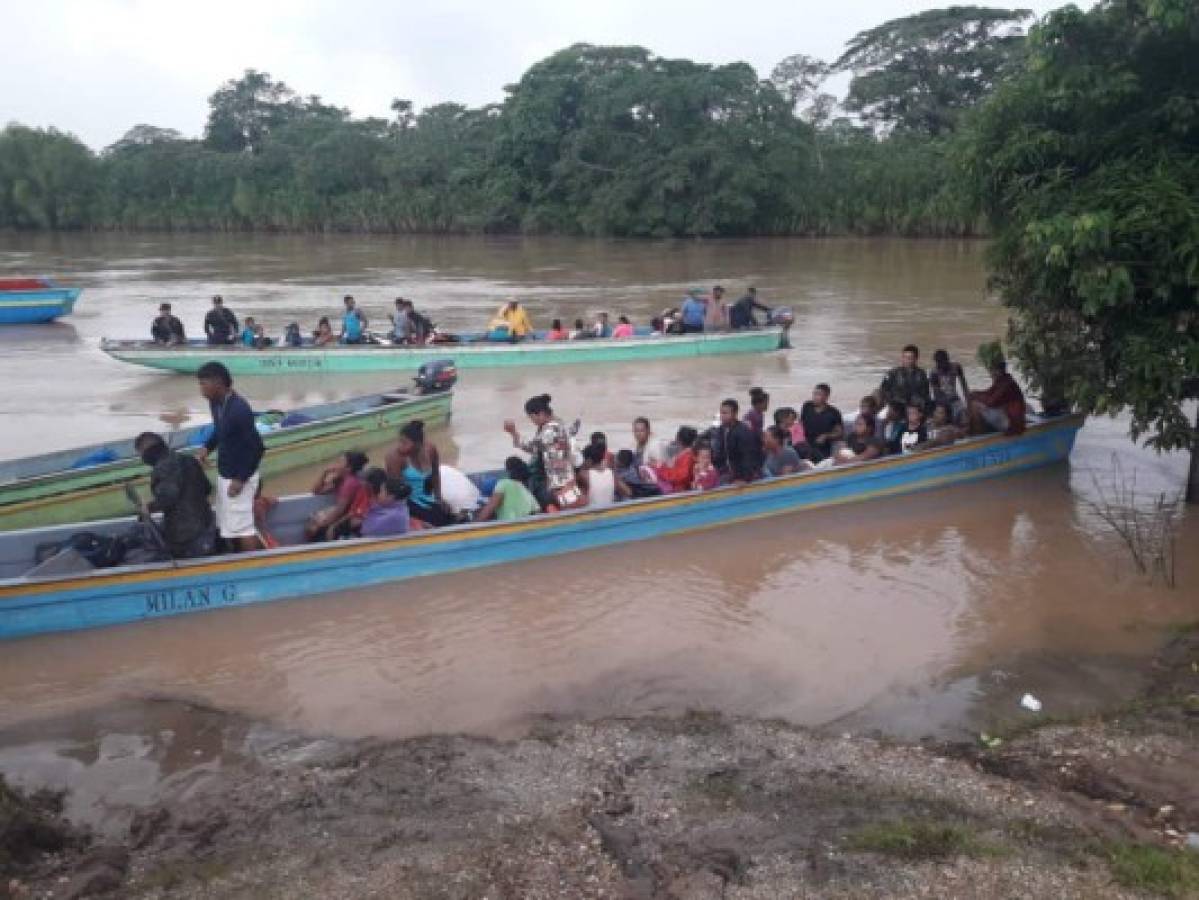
[475,457,541,522]
[690,443,720,491]
[652,426,698,494]
[890,403,929,455]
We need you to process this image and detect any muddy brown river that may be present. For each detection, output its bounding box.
[0,234,1194,788]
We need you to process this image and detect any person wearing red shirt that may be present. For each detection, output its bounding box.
[969,359,1027,436]
[654,426,699,494]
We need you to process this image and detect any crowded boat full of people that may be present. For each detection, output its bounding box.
[26,342,1034,570]
[140,288,793,349]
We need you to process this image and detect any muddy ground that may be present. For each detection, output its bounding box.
[2,629,1198,900]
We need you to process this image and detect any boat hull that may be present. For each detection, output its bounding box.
[0,391,452,532]
[100,329,784,374]
[0,289,82,324]
[0,416,1083,641]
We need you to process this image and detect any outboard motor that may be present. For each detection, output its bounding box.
[414,359,458,394]
[767,306,795,349]
[767,306,794,327]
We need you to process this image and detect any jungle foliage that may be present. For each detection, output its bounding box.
[961,0,1199,495]
[0,7,1032,237]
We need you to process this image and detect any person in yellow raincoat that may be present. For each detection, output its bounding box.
[488,300,534,341]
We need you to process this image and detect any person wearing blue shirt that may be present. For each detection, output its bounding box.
[240,316,257,347]
[197,361,266,552]
[592,312,613,338]
[340,295,367,344]
[680,289,707,333]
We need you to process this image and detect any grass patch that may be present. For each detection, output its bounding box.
[1108,844,1199,898]
[848,819,1004,861]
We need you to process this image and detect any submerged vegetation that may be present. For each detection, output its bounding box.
[0,6,1034,238]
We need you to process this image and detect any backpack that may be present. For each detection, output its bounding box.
[35,532,128,569]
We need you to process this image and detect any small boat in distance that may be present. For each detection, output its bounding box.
[0,278,83,324]
[99,326,787,375]
[0,384,453,533]
[0,413,1083,641]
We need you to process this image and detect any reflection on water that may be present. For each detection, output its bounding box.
[0,234,1194,753]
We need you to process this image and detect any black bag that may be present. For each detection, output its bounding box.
[38,532,128,568]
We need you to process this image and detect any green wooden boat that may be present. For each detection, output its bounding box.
[99,327,786,375]
[0,388,452,532]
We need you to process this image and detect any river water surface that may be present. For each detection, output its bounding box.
[0,235,1194,785]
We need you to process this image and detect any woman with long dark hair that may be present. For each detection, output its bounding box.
[503,394,573,508]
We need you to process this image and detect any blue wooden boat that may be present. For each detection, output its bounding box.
[0,414,1083,641]
[0,278,83,324]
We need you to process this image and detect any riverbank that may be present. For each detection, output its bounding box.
[2,626,1196,899]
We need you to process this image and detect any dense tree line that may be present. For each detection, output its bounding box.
[961,0,1199,499]
[0,6,1032,237]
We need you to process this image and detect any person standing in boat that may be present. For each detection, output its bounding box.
[204,295,239,345]
[744,387,769,435]
[799,383,844,463]
[706,285,728,330]
[711,398,761,484]
[929,349,971,424]
[390,298,414,344]
[196,361,265,553]
[151,303,186,345]
[679,289,707,334]
[340,295,368,344]
[504,393,574,508]
[878,344,932,411]
[133,432,217,559]
[729,287,771,329]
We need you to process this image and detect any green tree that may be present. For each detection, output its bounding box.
[961,0,1199,500]
[204,70,345,154]
[495,44,811,236]
[0,125,98,228]
[834,6,1033,135]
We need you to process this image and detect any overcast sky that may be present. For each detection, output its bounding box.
[7,0,1086,150]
